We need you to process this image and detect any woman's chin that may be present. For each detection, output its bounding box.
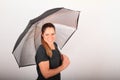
[47,41,54,45]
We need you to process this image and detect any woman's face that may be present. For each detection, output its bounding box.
[42,27,56,45]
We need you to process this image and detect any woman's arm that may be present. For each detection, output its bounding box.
[38,54,70,79]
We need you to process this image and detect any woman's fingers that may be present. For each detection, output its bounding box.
[61,54,70,69]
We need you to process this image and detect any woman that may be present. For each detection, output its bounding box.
[35,23,70,80]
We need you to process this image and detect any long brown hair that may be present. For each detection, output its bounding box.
[41,23,55,58]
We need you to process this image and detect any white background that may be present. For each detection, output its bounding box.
[0,0,120,80]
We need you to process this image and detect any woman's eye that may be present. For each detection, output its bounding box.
[44,33,55,36]
[45,34,49,36]
[52,33,55,35]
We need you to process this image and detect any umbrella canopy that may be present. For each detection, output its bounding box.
[12,7,80,67]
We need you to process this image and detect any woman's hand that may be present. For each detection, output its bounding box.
[61,54,70,70]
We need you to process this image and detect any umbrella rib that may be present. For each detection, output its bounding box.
[61,11,80,49]
[61,29,77,49]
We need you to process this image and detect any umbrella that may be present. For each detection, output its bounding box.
[12,7,80,67]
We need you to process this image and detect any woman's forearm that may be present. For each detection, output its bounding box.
[43,65,64,79]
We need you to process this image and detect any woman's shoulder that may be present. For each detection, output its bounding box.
[39,44,44,48]
[36,44,47,56]
[37,44,45,51]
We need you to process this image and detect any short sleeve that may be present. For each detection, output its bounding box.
[35,45,49,65]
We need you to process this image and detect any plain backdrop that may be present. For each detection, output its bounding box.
[0,0,120,80]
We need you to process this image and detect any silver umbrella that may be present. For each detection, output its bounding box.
[12,7,80,67]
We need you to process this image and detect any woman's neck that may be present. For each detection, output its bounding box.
[48,43,55,50]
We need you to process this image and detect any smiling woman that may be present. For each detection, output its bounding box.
[35,23,70,80]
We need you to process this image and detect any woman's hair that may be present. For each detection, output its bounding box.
[41,23,55,58]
